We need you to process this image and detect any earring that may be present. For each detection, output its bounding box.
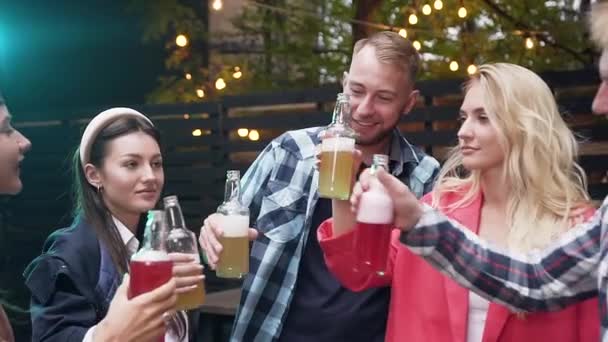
[97,184,103,194]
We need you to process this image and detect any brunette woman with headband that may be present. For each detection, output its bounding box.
[0,90,31,342]
[24,108,202,341]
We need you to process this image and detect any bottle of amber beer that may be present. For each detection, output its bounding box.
[216,170,250,279]
[163,195,206,310]
[318,93,356,200]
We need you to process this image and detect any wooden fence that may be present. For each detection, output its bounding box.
[2,69,606,340]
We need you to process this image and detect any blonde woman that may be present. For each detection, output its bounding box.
[319,63,599,342]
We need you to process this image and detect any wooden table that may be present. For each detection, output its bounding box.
[197,288,241,342]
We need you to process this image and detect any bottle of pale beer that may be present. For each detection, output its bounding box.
[216,170,250,279]
[353,154,394,276]
[318,93,357,200]
[129,210,173,342]
[163,195,206,310]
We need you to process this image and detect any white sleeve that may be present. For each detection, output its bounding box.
[82,325,96,342]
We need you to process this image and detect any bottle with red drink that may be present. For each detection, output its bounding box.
[129,210,173,342]
[354,154,394,276]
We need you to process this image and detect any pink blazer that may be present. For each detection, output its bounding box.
[318,190,599,342]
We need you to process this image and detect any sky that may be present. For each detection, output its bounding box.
[0,0,165,116]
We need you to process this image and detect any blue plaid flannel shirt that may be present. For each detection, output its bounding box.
[400,197,608,341]
[231,126,440,341]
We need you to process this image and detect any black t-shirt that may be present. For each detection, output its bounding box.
[279,197,390,342]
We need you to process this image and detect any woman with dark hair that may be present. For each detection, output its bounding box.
[24,108,201,341]
[0,90,31,342]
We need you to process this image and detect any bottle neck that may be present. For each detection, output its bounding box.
[166,205,186,230]
[224,177,241,203]
[331,98,350,126]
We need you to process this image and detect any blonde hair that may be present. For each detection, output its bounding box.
[590,1,608,49]
[353,31,420,82]
[432,63,589,253]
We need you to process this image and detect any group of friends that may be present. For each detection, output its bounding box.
[0,1,607,341]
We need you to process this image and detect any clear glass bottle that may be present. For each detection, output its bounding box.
[216,170,250,279]
[354,154,394,276]
[163,195,206,310]
[318,93,357,200]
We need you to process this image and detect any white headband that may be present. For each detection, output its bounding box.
[79,107,153,168]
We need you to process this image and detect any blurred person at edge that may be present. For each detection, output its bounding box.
[0,89,32,342]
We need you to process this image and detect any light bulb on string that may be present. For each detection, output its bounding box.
[233,66,243,79]
[409,13,418,25]
[398,29,408,38]
[215,77,226,90]
[185,73,192,80]
[413,40,422,51]
[422,4,432,15]
[525,37,535,49]
[196,89,205,98]
[433,0,443,10]
[467,64,477,75]
[212,0,223,11]
[458,7,467,18]
[175,34,188,47]
[449,61,459,71]
[237,128,249,137]
[248,129,260,141]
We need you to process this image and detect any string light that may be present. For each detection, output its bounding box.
[196,89,205,98]
[233,66,242,79]
[212,0,223,11]
[413,40,422,51]
[192,129,202,137]
[458,6,467,18]
[433,0,443,10]
[248,129,260,141]
[398,29,408,38]
[408,13,418,25]
[185,73,192,80]
[237,128,249,137]
[467,64,477,75]
[525,37,535,49]
[449,61,459,71]
[215,77,226,90]
[422,4,432,15]
[175,34,188,47]
[183,114,190,119]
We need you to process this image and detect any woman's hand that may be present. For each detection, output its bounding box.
[168,253,205,294]
[94,274,177,342]
[351,168,424,232]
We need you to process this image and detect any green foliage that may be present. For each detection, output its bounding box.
[132,0,593,103]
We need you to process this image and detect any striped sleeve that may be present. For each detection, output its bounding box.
[400,203,603,312]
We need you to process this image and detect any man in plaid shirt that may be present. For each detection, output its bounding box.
[199,31,439,341]
[364,3,608,340]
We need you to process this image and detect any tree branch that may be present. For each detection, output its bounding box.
[480,0,591,65]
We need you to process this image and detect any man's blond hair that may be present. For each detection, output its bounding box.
[353,31,420,82]
[590,1,608,49]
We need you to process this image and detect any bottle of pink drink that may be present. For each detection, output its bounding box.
[354,154,393,276]
[129,210,173,342]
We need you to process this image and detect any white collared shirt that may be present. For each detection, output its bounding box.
[83,216,188,342]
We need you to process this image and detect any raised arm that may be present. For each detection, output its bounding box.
[400,203,603,312]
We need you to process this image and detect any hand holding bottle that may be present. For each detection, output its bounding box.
[198,213,258,269]
[94,274,177,342]
[351,168,424,233]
